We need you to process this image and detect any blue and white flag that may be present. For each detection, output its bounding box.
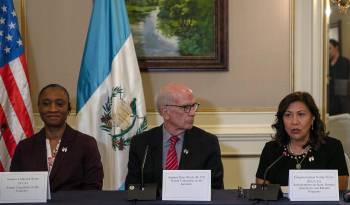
[77,0,147,190]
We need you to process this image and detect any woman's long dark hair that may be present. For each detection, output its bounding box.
[272,92,326,150]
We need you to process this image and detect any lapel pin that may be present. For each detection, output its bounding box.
[62,147,68,152]
[183,149,189,155]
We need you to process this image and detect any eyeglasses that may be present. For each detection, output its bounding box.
[165,103,200,113]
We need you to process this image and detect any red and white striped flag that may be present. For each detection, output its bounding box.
[0,0,34,171]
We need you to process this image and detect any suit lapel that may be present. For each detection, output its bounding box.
[179,129,194,169]
[35,129,49,171]
[49,125,75,181]
[150,126,163,183]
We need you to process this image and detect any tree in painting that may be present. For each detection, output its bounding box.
[126,0,215,57]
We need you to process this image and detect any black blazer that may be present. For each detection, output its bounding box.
[10,125,104,192]
[125,125,224,189]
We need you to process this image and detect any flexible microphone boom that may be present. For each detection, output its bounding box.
[140,145,149,190]
[249,151,286,201]
[127,145,157,201]
[262,152,286,186]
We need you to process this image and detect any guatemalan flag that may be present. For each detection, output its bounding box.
[0,0,34,171]
[76,0,147,190]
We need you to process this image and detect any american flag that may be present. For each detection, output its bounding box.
[0,0,33,171]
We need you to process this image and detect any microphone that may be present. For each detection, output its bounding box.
[140,145,149,190]
[262,151,287,186]
[249,151,286,201]
[127,145,157,201]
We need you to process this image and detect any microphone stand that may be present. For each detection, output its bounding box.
[127,145,157,201]
[262,154,285,189]
[248,152,285,201]
[140,145,148,190]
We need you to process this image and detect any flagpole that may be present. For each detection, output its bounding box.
[20,0,27,56]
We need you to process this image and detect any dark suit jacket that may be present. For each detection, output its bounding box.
[10,125,104,192]
[125,125,224,189]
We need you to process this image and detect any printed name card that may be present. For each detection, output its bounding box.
[162,170,211,201]
[289,170,339,201]
[0,172,48,203]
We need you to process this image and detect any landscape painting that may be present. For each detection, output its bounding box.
[126,0,215,58]
[126,0,228,71]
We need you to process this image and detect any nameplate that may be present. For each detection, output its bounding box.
[289,170,339,201]
[0,172,48,203]
[162,170,211,201]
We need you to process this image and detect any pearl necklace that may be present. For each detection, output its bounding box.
[284,144,312,169]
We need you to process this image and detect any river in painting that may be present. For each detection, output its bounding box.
[131,7,179,57]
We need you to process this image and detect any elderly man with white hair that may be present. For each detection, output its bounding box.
[125,83,224,190]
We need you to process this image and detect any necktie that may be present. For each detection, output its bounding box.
[166,136,179,170]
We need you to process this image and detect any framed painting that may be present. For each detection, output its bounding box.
[126,0,228,71]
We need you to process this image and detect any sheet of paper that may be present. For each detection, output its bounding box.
[162,170,211,201]
[289,170,339,201]
[0,172,48,203]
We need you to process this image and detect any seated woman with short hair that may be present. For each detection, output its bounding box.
[256,91,349,190]
[10,84,104,192]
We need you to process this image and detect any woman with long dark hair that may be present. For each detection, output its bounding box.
[256,91,349,190]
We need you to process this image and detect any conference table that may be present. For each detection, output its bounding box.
[2,190,348,205]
